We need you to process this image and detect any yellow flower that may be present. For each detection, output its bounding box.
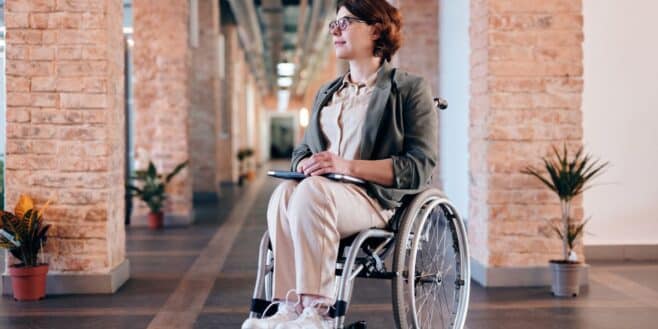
[14,195,34,220]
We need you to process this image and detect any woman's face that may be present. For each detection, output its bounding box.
[331,7,377,60]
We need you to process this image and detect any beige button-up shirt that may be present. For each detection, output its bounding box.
[319,68,380,160]
[318,67,395,220]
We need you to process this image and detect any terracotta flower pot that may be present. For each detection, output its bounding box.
[9,264,49,301]
[148,211,164,229]
[246,170,256,181]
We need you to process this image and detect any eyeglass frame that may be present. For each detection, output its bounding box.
[328,16,374,32]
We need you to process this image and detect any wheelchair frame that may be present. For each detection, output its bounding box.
[248,188,470,329]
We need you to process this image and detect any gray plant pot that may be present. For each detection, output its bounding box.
[549,260,582,297]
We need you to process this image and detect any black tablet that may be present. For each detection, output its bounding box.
[267,170,307,180]
[267,170,366,185]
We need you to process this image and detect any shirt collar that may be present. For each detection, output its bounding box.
[339,65,383,91]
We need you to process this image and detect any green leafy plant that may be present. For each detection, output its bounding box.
[237,148,255,183]
[0,195,52,267]
[522,144,609,262]
[127,160,188,213]
[236,148,254,162]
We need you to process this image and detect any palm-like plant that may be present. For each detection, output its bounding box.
[0,195,52,267]
[127,160,188,213]
[522,144,609,262]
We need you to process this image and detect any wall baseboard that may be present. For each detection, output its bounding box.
[471,258,589,287]
[3,259,130,295]
[585,244,658,261]
[130,211,195,228]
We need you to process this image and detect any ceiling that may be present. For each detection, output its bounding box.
[226,0,337,96]
[0,0,336,97]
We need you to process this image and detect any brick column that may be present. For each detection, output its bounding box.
[189,0,220,201]
[397,0,439,93]
[469,0,585,286]
[217,24,244,184]
[132,0,193,225]
[3,0,129,294]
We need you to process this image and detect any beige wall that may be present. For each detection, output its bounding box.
[583,0,658,246]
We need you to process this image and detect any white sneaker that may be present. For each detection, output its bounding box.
[242,303,299,329]
[274,306,334,329]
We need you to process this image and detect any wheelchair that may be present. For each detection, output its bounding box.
[247,98,470,329]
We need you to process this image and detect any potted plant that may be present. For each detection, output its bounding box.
[244,148,256,181]
[236,148,251,186]
[0,195,52,301]
[127,160,188,229]
[522,144,608,297]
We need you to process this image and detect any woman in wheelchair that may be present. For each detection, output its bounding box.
[242,0,438,328]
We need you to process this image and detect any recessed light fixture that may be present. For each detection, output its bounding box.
[277,62,295,76]
[299,107,309,128]
[278,77,293,88]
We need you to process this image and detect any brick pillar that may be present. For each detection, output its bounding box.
[396,0,442,187]
[217,24,243,184]
[189,0,220,201]
[397,0,439,92]
[3,0,129,294]
[132,0,193,225]
[469,0,585,286]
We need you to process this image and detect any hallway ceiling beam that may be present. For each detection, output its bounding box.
[226,0,269,92]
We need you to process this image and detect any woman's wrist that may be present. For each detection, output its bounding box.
[346,160,357,177]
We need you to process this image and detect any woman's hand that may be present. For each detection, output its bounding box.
[296,157,312,173]
[302,151,352,176]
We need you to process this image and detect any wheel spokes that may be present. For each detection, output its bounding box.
[408,205,461,329]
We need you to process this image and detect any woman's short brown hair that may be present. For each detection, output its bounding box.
[337,0,403,62]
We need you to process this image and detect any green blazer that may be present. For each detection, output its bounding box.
[290,62,438,210]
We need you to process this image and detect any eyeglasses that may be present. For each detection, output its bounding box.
[328,16,372,32]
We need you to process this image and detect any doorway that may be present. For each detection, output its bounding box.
[270,116,295,159]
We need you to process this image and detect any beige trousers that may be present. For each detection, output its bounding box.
[267,176,393,303]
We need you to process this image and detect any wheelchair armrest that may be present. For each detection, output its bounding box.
[324,173,366,185]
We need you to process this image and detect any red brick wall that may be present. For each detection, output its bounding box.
[132,0,193,219]
[469,0,585,267]
[3,0,126,272]
[397,0,439,93]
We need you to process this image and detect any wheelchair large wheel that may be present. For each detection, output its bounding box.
[392,189,470,329]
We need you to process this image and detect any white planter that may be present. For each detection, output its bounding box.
[549,261,583,297]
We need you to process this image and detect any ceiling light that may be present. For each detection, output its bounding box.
[278,77,293,88]
[277,62,295,76]
[299,107,309,128]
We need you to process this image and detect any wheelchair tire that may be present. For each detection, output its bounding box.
[391,189,470,329]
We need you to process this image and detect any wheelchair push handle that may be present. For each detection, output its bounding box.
[434,97,448,110]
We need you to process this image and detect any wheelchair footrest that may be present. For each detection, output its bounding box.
[250,298,277,317]
[345,320,367,329]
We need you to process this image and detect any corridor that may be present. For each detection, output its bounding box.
[0,162,655,328]
[1,0,658,328]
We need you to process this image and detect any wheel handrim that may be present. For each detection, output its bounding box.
[403,199,468,329]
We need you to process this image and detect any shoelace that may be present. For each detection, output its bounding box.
[261,288,300,319]
[298,299,333,320]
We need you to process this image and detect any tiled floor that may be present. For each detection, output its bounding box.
[1,163,657,328]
